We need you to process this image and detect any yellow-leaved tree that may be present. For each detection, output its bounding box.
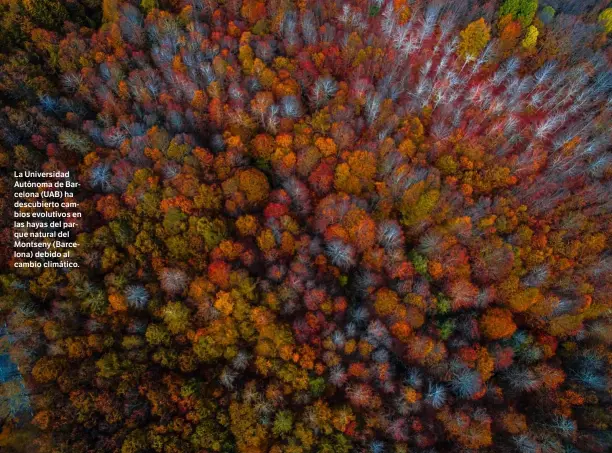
[458,18,491,60]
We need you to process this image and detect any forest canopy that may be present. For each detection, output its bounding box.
[0,0,611,452]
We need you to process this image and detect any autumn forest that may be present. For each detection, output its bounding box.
[0,0,611,452]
